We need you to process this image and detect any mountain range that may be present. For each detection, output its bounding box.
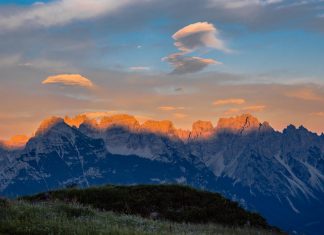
[0,113,323,234]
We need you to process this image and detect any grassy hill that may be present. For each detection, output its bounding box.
[0,199,280,235]
[0,184,284,235]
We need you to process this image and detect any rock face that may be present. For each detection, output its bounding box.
[0,113,323,235]
[216,114,261,134]
[35,116,64,136]
[141,120,176,136]
[99,114,140,131]
[190,120,214,139]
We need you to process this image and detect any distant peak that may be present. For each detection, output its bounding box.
[0,134,29,149]
[191,120,214,139]
[99,114,140,130]
[216,113,262,134]
[64,114,88,128]
[35,116,64,136]
[283,124,297,134]
[141,120,175,135]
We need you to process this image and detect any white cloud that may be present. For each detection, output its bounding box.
[129,66,150,71]
[209,0,282,9]
[0,0,137,31]
[172,21,230,53]
[42,74,94,88]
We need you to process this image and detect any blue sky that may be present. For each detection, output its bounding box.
[1,0,324,78]
[0,0,323,138]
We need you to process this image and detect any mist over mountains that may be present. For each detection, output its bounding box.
[0,113,323,234]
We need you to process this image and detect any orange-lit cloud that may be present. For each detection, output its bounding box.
[243,105,266,112]
[172,22,229,53]
[285,88,323,101]
[223,108,240,115]
[158,106,185,111]
[213,98,246,106]
[223,105,266,115]
[310,112,324,117]
[174,113,188,119]
[42,74,94,88]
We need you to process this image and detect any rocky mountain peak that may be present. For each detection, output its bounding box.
[190,120,214,139]
[35,116,65,136]
[141,120,176,136]
[99,114,140,131]
[216,113,261,134]
[64,114,88,128]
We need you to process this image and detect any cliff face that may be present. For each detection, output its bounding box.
[216,114,261,134]
[65,113,272,139]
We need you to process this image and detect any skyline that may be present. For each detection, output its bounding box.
[1,0,324,139]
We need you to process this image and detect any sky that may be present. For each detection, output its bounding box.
[0,0,324,139]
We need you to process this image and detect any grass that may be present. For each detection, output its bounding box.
[0,199,282,235]
[22,184,273,230]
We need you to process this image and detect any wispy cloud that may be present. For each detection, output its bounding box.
[0,0,137,31]
[213,98,246,106]
[223,104,266,115]
[42,74,94,88]
[209,0,283,9]
[174,113,188,119]
[310,111,324,117]
[129,66,150,71]
[243,105,266,112]
[285,88,323,101]
[158,106,185,111]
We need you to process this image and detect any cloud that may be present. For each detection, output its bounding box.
[285,88,323,101]
[243,105,266,112]
[129,66,150,71]
[210,0,282,9]
[163,53,220,75]
[164,22,227,75]
[223,108,241,115]
[42,74,94,88]
[213,98,246,106]
[172,21,230,53]
[174,113,188,119]
[223,104,265,115]
[310,111,324,117]
[158,106,185,111]
[0,0,136,31]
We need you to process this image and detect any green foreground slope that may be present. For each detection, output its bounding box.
[22,184,274,230]
[0,199,280,235]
